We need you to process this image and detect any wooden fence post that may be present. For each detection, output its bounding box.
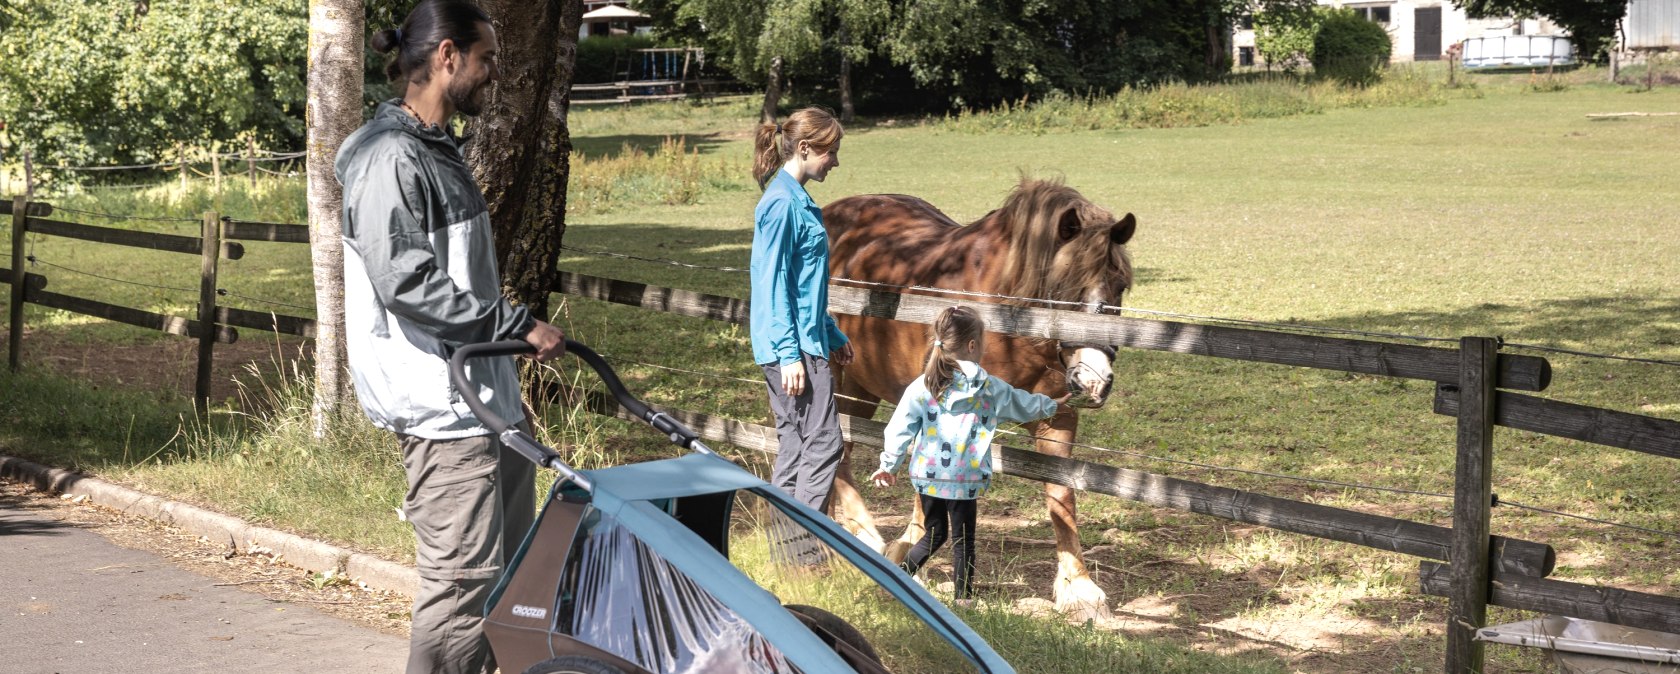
[178,142,190,192]
[8,195,27,371]
[1445,336,1499,673]
[195,211,222,412]
[247,137,258,191]
[211,141,222,193]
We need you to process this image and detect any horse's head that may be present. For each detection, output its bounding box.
[1054,203,1135,409]
[996,179,1136,409]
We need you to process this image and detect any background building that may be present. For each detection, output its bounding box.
[1233,2,1561,67]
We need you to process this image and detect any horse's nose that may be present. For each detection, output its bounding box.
[1065,351,1114,408]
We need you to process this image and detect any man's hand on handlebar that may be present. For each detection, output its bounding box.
[523,320,567,361]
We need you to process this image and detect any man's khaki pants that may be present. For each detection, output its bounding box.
[399,428,536,674]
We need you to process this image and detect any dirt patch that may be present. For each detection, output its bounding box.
[6,325,310,403]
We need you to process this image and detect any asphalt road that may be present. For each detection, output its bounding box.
[1,497,408,673]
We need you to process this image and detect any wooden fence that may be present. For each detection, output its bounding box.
[3,195,1676,671]
[550,270,1680,674]
[1,197,312,411]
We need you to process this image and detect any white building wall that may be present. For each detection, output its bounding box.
[1233,1,1562,67]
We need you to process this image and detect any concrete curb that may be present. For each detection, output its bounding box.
[0,454,418,599]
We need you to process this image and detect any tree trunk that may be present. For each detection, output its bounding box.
[838,25,854,123]
[468,0,582,317]
[760,56,784,125]
[305,0,362,436]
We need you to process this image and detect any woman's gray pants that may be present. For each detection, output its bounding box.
[761,354,844,513]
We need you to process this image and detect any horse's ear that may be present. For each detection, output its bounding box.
[1109,213,1137,246]
[1057,208,1081,242]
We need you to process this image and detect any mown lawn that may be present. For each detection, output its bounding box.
[2,69,1677,673]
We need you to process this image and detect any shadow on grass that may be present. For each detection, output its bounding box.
[0,359,190,472]
[1322,294,1680,361]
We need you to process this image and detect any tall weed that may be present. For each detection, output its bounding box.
[42,173,308,225]
[568,136,747,213]
[938,67,1470,135]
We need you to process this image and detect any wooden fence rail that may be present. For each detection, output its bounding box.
[551,269,1680,672]
[4,196,245,411]
[0,268,48,292]
[25,288,234,343]
[221,220,311,244]
[555,271,1554,392]
[26,217,244,260]
[1435,385,1680,461]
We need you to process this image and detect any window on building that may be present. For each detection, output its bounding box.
[1239,46,1255,67]
[1353,5,1391,24]
[1239,13,1254,30]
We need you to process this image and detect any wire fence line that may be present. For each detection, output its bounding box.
[49,152,305,173]
[25,255,199,296]
[48,205,199,224]
[24,254,314,314]
[557,244,1680,370]
[586,351,1675,541]
[214,288,315,313]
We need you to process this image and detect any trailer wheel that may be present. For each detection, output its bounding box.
[785,603,886,671]
[521,655,626,674]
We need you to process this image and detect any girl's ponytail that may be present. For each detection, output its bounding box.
[921,306,984,399]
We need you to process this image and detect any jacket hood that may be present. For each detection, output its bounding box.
[334,99,463,182]
[936,360,987,408]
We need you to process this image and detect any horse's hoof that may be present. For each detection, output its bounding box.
[883,540,915,564]
[1055,575,1112,621]
[846,523,888,554]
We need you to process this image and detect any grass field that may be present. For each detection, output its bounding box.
[2,67,1677,672]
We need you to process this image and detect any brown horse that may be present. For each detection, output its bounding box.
[823,177,1135,620]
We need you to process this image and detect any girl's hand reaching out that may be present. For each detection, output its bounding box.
[870,469,895,488]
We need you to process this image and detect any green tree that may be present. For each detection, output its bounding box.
[1253,0,1320,71]
[1453,0,1627,63]
[0,0,306,171]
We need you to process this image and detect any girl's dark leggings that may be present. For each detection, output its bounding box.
[899,493,979,599]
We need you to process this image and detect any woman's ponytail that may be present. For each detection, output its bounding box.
[752,122,781,190]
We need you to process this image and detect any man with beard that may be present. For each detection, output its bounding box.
[334,2,565,672]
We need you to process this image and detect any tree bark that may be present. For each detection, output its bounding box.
[468,0,582,317]
[838,25,854,123]
[760,56,784,125]
[305,0,362,436]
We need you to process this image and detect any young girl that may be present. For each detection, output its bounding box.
[870,306,1065,601]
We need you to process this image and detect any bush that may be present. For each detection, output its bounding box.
[1254,4,1323,72]
[1311,9,1392,86]
[575,35,657,84]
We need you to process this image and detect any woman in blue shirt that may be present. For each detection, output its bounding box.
[750,107,853,514]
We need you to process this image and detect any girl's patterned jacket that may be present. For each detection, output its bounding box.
[878,361,1059,500]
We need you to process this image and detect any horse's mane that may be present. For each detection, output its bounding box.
[990,177,1130,305]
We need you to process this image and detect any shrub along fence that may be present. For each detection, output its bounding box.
[2,194,1676,673]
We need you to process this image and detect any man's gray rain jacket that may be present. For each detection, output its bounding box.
[334,100,535,439]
